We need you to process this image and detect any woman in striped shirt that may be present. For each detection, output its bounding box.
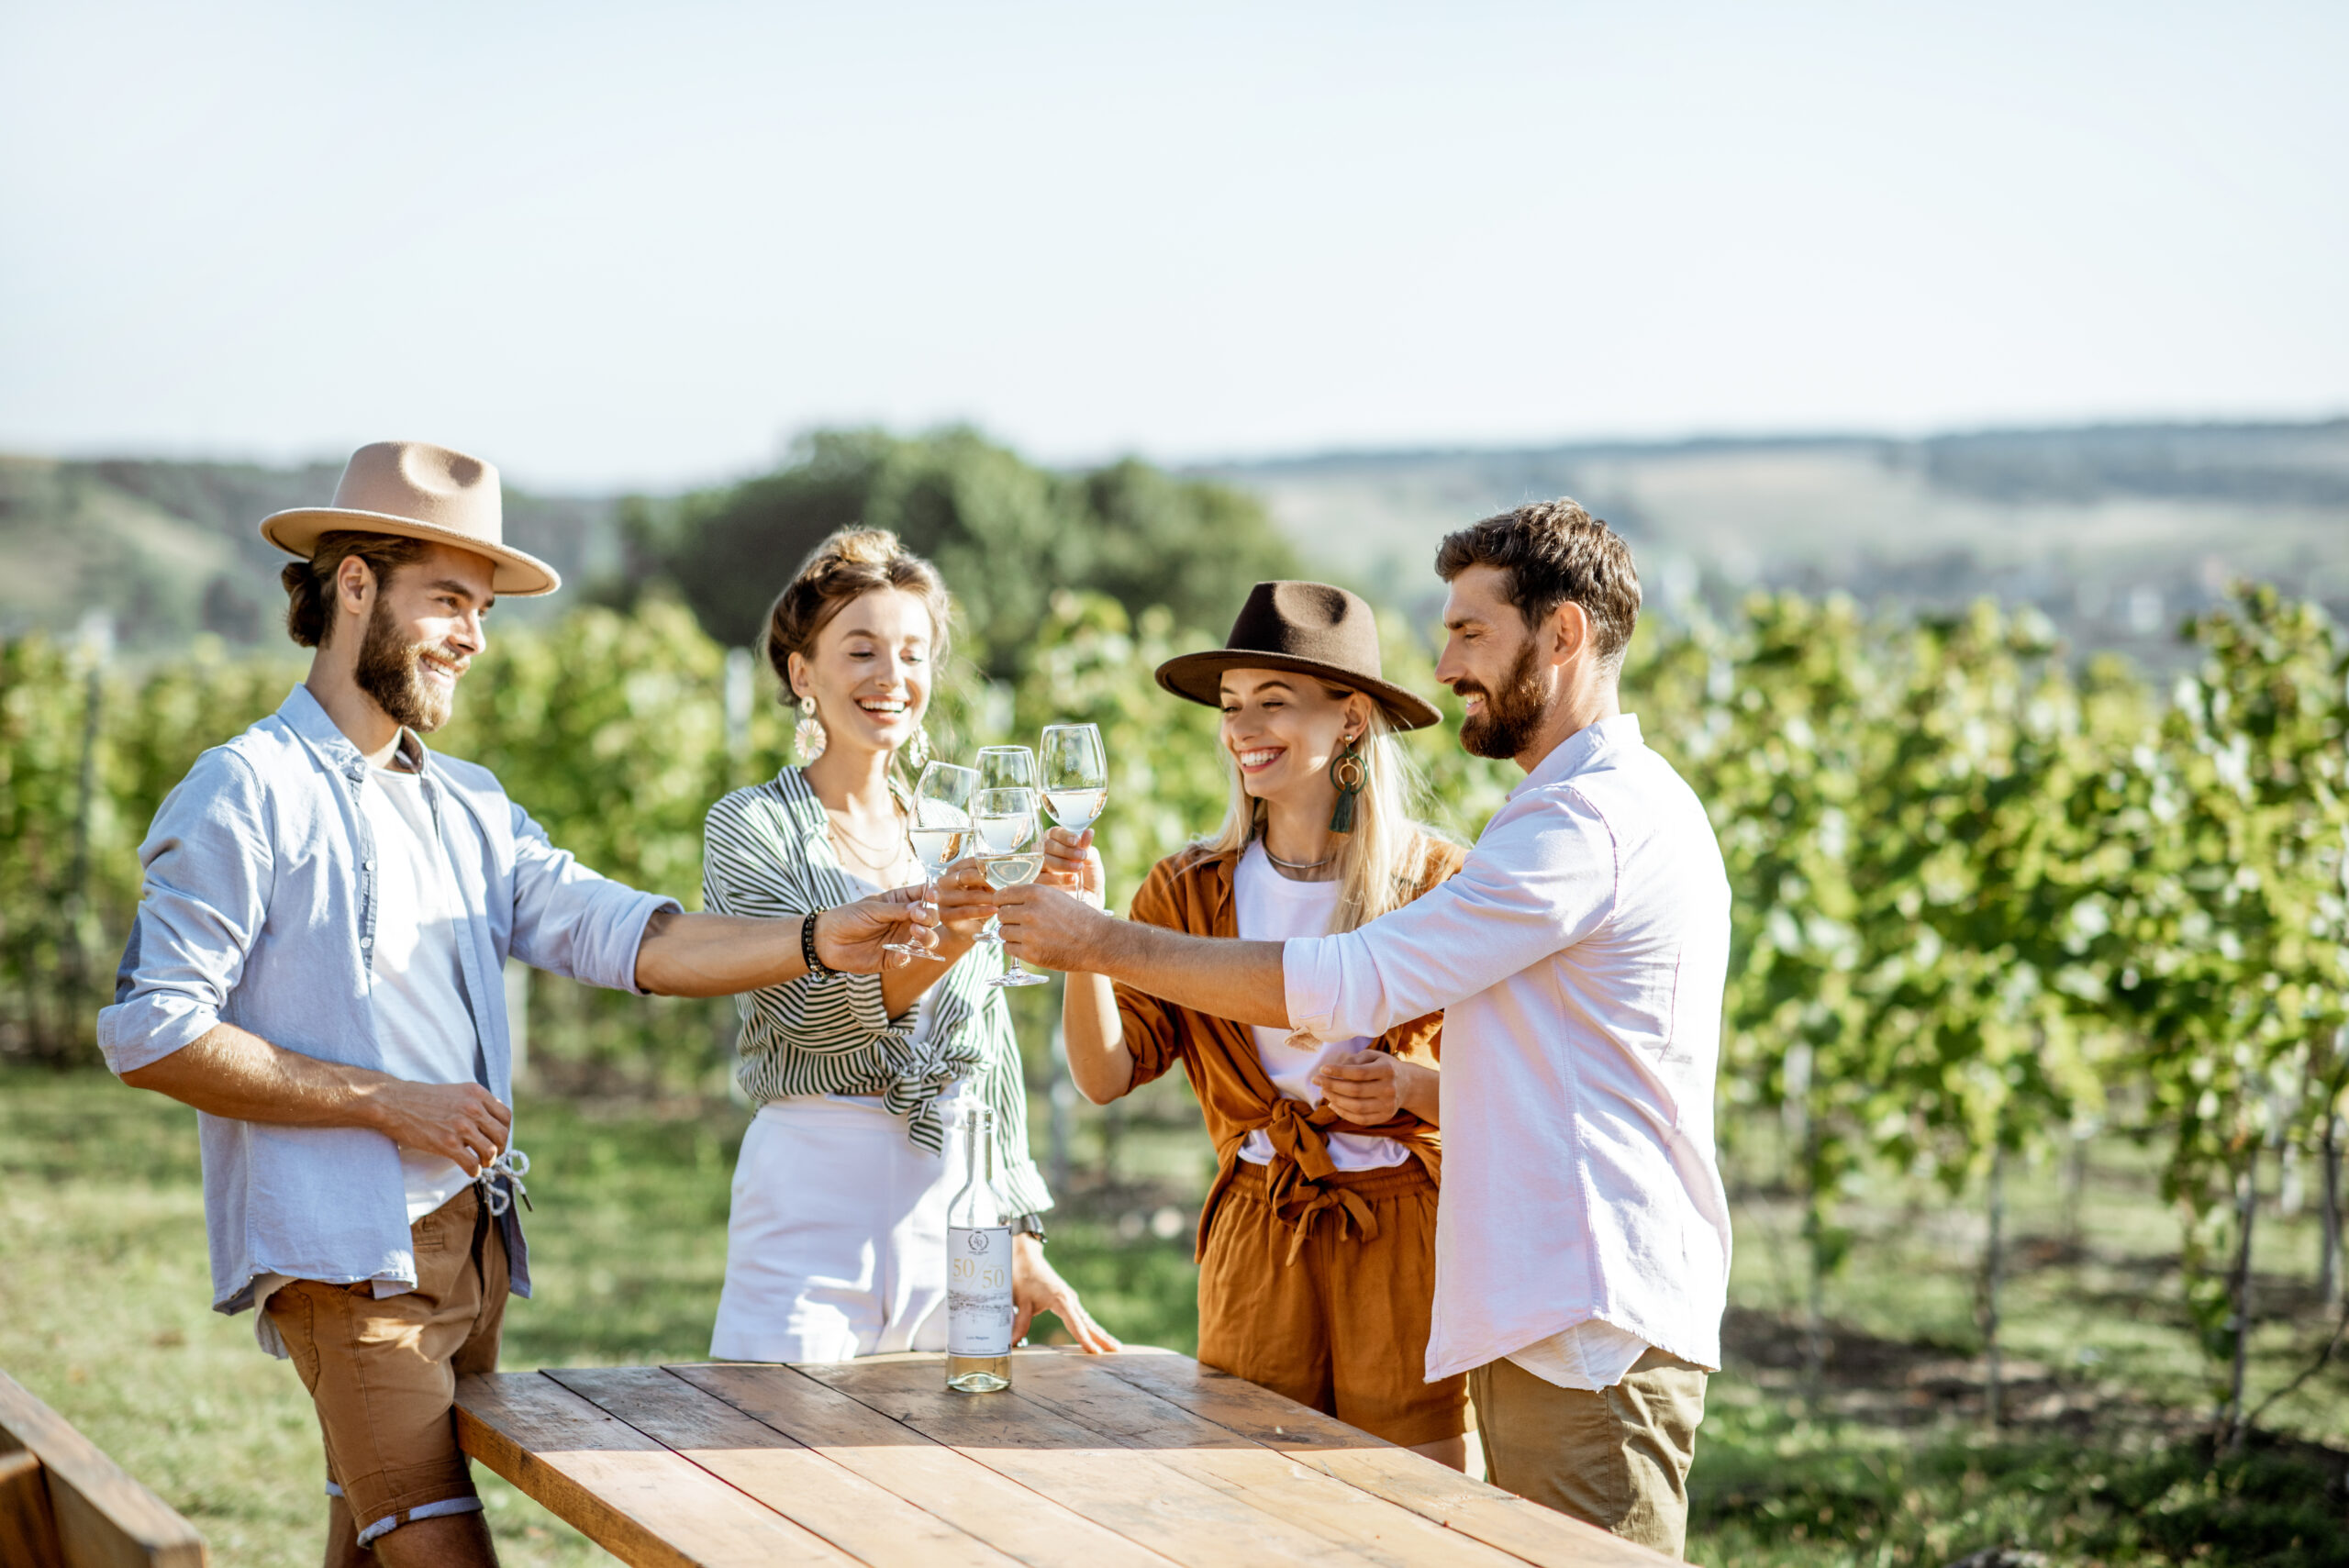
[704,528,1116,1362]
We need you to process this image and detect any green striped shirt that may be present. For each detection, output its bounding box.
[701,767,1051,1218]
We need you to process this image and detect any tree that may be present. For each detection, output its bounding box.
[618,428,1300,679]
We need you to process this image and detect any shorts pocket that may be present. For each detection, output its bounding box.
[411,1188,475,1254]
[266,1284,326,1389]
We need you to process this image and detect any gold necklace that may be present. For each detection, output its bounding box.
[827,806,907,864]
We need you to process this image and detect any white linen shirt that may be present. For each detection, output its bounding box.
[1283,713,1732,1384]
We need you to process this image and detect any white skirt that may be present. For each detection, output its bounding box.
[709,1088,969,1362]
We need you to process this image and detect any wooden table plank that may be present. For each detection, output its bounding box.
[1079,1352,1394,1455]
[1088,1353,1671,1568]
[550,1367,1022,1568]
[1006,1354,1531,1568]
[671,1363,1177,1568]
[798,1358,1402,1568]
[454,1373,858,1568]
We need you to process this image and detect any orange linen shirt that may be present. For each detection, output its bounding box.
[1115,840,1464,1262]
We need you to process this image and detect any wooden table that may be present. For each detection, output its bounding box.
[455,1350,1667,1567]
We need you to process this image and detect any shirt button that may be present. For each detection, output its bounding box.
[361,937,373,949]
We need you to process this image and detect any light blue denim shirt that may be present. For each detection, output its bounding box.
[96,684,678,1336]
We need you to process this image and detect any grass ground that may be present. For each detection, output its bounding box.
[5,1067,2346,1565]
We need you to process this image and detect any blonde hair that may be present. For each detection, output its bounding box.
[1203,686,1459,933]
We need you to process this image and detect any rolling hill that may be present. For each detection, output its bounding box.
[1205,419,2349,665]
[6,419,2343,668]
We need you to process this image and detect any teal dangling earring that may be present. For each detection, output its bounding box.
[1327,732,1366,834]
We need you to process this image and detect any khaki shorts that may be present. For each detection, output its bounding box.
[1196,1161,1470,1448]
[1469,1347,1708,1559]
[263,1185,507,1547]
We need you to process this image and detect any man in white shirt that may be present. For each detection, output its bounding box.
[996,500,1731,1557]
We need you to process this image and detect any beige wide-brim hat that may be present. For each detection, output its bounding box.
[260,439,562,595]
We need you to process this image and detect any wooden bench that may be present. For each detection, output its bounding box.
[0,1370,209,1568]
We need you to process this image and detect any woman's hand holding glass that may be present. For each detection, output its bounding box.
[1037,826,1106,909]
[930,856,1000,947]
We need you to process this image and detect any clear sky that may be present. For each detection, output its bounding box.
[3,1,2342,492]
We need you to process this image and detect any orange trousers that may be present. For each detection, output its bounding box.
[1195,1160,1468,1447]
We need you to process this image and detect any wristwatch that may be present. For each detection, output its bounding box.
[1007,1213,1048,1245]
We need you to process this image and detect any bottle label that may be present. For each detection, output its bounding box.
[947,1225,1015,1356]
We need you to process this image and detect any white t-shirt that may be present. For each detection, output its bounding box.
[363,766,487,1223]
[250,761,486,1356]
[1230,842,1408,1172]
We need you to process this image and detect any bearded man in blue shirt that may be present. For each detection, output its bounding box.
[98,440,935,1568]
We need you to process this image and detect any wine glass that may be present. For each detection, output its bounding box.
[1039,723,1108,834]
[976,744,1035,793]
[969,747,1035,951]
[884,762,978,958]
[972,785,1049,989]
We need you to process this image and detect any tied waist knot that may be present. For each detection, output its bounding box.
[886,1039,985,1153]
[476,1147,530,1217]
[1264,1166,1381,1264]
[1259,1101,1375,1262]
[1199,1097,1436,1265]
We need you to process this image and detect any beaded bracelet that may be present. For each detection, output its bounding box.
[800,910,838,977]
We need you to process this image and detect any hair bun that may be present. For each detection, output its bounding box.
[763,527,954,698]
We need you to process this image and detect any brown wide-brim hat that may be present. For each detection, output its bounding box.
[260,439,562,596]
[1155,581,1442,731]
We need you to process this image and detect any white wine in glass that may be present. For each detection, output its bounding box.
[972,786,1049,989]
[972,746,1038,946]
[1039,723,1108,832]
[907,817,967,870]
[973,793,1033,857]
[885,762,978,957]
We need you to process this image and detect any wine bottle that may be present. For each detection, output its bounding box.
[946,1104,1013,1393]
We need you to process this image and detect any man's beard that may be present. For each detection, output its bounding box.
[1454,638,1548,760]
[353,597,457,735]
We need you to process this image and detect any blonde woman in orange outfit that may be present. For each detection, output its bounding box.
[1041,582,1469,1466]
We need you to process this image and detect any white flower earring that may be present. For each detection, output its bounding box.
[794,695,828,763]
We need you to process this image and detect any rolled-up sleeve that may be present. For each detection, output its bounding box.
[96,750,273,1076]
[506,803,679,993]
[1112,860,1194,1087]
[1284,785,1620,1043]
[701,793,902,1050]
